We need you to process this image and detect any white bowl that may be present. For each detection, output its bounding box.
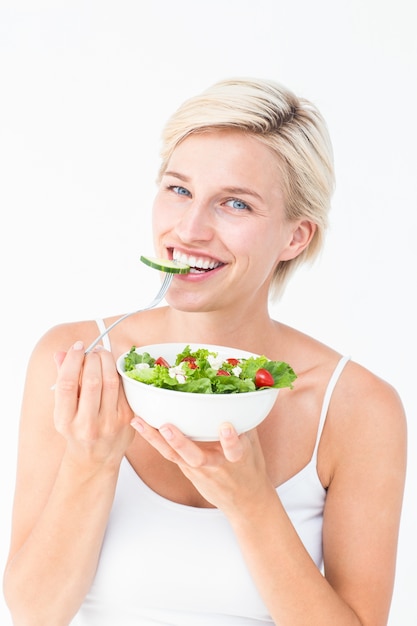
[116,343,279,441]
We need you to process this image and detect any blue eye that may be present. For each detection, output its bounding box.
[225,199,250,211]
[171,185,191,197]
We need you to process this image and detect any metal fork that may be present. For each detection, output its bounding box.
[85,272,173,354]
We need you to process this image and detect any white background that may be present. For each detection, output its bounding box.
[1,1,416,624]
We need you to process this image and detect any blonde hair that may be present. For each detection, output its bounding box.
[158,78,335,298]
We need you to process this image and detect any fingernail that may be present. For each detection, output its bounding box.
[220,425,232,438]
[160,426,173,441]
[130,418,144,433]
[73,340,84,351]
[92,345,106,352]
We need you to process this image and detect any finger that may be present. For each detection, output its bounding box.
[50,350,68,390]
[130,416,180,462]
[91,347,121,424]
[76,349,105,419]
[54,341,86,428]
[219,423,244,463]
[117,373,134,422]
[54,350,67,369]
[130,417,202,466]
[159,424,211,467]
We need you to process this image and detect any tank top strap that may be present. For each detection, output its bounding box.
[311,355,350,461]
[95,318,112,351]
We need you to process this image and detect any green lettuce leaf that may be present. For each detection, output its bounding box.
[124,345,297,394]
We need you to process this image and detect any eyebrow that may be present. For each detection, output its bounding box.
[164,171,191,182]
[163,171,264,202]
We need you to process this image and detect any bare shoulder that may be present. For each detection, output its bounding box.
[35,319,104,354]
[332,359,406,435]
[276,322,407,481]
[319,360,407,623]
[278,322,406,424]
[321,358,407,489]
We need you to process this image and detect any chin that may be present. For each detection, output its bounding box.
[165,291,220,314]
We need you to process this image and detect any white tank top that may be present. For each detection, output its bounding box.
[71,324,349,625]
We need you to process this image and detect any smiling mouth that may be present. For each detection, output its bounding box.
[172,249,224,273]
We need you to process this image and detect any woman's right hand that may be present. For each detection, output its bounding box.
[53,340,134,467]
[4,334,135,624]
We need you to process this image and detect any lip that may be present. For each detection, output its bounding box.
[175,263,225,281]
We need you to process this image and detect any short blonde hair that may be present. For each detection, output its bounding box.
[158,78,335,298]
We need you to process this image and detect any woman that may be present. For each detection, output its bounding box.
[4,78,407,625]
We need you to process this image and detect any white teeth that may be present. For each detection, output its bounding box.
[173,250,221,270]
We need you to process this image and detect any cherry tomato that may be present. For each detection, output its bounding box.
[217,369,231,376]
[155,356,170,368]
[226,358,240,366]
[254,368,274,388]
[181,356,198,369]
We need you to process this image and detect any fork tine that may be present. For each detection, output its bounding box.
[159,273,173,298]
[143,274,171,309]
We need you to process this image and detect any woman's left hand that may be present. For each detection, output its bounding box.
[130,416,272,515]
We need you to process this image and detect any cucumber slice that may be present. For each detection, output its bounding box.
[140,255,190,274]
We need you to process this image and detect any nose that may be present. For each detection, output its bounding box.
[174,201,214,244]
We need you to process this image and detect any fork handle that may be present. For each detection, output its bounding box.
[84,285,169,353]
[84,310,137,354]
[85,272,173,354]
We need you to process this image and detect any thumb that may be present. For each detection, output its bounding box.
[219,423,244,463]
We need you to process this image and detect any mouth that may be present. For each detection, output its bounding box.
[171,249,224,274]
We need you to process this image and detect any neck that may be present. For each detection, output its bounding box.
[161,302,279,354]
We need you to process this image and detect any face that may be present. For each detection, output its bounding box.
[152,129,309,313]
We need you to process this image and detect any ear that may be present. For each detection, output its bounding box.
[279,220,316,262]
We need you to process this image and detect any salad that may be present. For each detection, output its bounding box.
[123,345,297,394]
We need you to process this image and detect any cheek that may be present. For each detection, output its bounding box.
[236,221,281,255]
[151,205,160,233]
[151,205,169,252]
[245,223,287,276]
[152,198,171,235]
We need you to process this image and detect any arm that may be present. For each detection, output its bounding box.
[3,326,134,626]
[131,364,406,625]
